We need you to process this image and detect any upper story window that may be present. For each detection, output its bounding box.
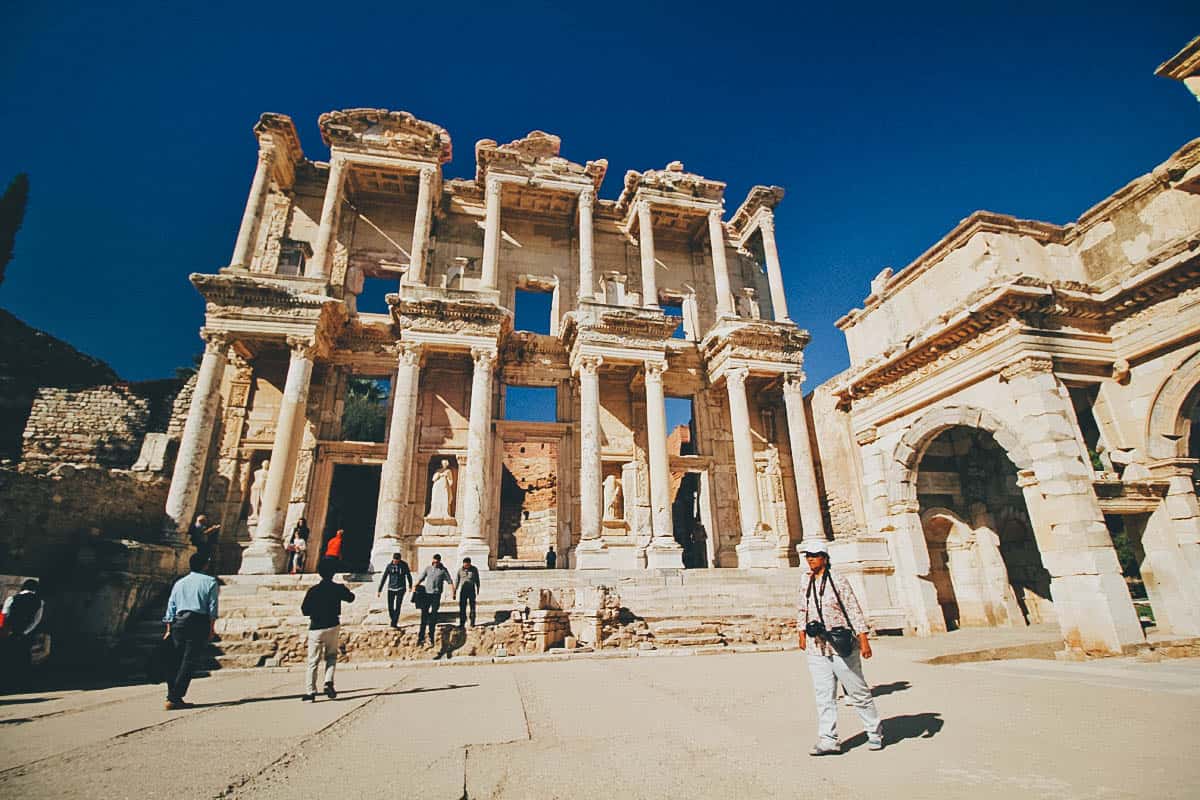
[277,240,312,276]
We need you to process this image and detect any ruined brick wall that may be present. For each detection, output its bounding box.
[21,387,152,470]
[808,379,867,539]
[166,374,196,439]
[500,440,557,559]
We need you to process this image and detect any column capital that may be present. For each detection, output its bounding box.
[1000,356,1054,382]
[637,198,653,216]
[726,365,750,387]
[418,165,436,186]
[578,187,595,211]
[389,340,423,366]
[286,335,319,360]
[644,360,667,382]
[708,207,724,224]
[471,347,498,369]
[757,211,775,235]
[577,354,604,375]
[486,176,502,199]
[782,370,807,394]
[199,328,231,353]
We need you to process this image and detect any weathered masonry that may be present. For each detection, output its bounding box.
[809,38,1200,656]
[164,111,826,576]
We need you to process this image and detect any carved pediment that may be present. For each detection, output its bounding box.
[615,161,726,215]
[475,130,606,190]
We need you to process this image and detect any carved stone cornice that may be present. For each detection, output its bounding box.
[253,113,303,186]
[854,426,878,446]
[999,356,1055,382]
[560,303,682,355]
[474,130,606,192]
[1156,37,1200,81]
[387,293,511,340]
[191,273,331,314]
[700,318,810,381]
[615,161,726,218]
[728,185,785,241]
[318,108,452,163]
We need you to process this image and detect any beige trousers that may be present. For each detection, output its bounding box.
[306,625,339,693]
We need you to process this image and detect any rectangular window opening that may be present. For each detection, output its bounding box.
[353,276,396,315]
[504,385,558,422]
[514,288,554,335]
[665,396,696,455]
[341,375,391,442]
[662,299,687,340]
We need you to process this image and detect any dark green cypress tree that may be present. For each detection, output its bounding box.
[0,173,30,288]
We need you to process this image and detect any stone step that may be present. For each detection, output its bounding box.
[651,634,726,648]
[649,622,722,636]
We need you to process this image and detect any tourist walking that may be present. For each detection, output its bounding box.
[376,552,412,628]
[162,553,220,710]
[797,539,883,755]
[414,554,454,647]
[545,545,556,569]
[188,513,221,557]
[300,559,355,702]
[1,578,45,690]
[456,557,481,628]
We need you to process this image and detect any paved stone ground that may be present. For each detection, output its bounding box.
[1,640,1198,799]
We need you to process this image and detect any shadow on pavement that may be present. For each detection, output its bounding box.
[0,696,50,707]
[844,713,944,750]
[187,682,481,709]
[870,681,911,697]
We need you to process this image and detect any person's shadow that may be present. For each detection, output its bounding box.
[434,625,468,660]
[870,681,911,698]
[844,713,944,749]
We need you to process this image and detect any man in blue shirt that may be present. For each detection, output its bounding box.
[162,552,220,709]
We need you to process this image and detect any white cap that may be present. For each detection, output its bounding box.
[798,539,829,555]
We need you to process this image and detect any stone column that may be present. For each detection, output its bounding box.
[575,355,608,568]
[407,167,435,285]
[727,367,778,567]
[782,371,827,540]
[240,337,316,574]
[1001,357,1143,654]
[758,213,790,322]
[230,149,275,270]
[309,155,347,281]
[637,200,659,308]
[371,342,423,571]
[457,348,496,568]
[480,177,502,290]
[578,189,595,302]
[644,359,682,568]
[707,209,735,316]
[162,329,229,541]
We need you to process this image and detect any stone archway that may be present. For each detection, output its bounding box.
[1146,345,1200,460]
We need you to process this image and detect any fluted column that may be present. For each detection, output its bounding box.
[644,359,682,568]
[240,337,316,574]
[407,167,435,285]
[162,329,229,541]
[758,213,790,322]
[480,177,501,289]
[782,371,827,540]
[371,342,423,570]
[309,155,347,281]
[707,209,735,316]
[637,200,659,308]
[578,189,595,302]
[725,367,761,541]
[230,149,275,270]
[458,348,496,568]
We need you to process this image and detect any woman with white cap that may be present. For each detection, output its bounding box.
[798,538,884,755]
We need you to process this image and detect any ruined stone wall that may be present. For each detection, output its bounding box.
[500,440,558,559]
[808,379,867,539]
[21,386,151,470]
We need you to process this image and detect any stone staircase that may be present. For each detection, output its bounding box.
[114,569,808,673]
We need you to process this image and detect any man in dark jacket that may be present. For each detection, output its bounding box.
[413,554,454,647]
[455,557,481,628]
[376,553,413,628]
[301,559,355,702]
[2,579,45,690]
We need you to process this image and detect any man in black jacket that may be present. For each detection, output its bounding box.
[376,553,412,628]
[300,560,355,702]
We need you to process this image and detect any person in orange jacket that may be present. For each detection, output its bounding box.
[323,529,345,570]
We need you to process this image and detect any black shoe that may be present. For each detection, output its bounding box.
[324,683,337,699]
[301,693,315,702]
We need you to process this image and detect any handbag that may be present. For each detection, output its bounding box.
[412,585,429,610]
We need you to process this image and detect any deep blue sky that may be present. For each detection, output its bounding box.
[3,3,1197,398]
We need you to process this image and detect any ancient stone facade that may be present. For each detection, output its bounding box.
[809,42,1200,655]
[166,109,826,578]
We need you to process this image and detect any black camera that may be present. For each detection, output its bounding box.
[805,620,826,638]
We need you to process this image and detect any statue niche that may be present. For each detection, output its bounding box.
[425,457,457,523]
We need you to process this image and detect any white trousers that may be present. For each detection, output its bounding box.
[806,648,883,745]
[306,626,340,693]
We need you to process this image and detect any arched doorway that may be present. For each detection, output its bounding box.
[912,426,1052,631]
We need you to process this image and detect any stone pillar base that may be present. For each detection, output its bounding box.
[737,537,788,568]
[574,538,610,570]
[415,536,459,569]
[239,540,287,574]
[1050,571,1145,656]
[456,539,492,571]
[369,538,405,573]
[645,540,684,569]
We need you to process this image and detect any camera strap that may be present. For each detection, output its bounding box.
[806,569,855,636]
[826,569,855,636]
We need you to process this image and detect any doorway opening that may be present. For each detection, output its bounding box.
[498,441,558,562]
[915,426,1053,630]
[1104,513,1155,629]
[322,464,381,572]
[672,471,710,567]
